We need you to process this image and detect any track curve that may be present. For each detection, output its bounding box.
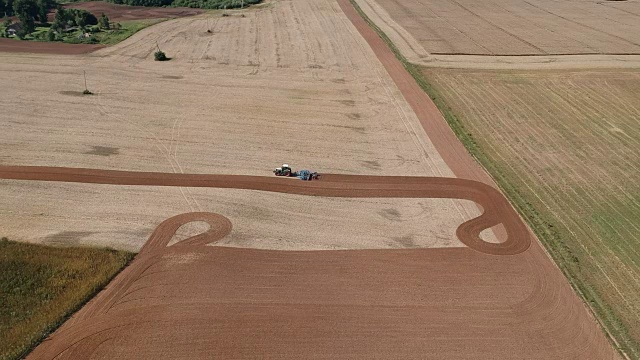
[0,165,529,255]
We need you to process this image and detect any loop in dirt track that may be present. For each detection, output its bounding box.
[0,165,530,255]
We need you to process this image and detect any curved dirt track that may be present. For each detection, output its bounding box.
[0,165,529,255]
[4,0,621,357]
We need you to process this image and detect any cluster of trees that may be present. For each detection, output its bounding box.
[107,0,260,10]
[1,0,109,41]
[51,8,101,32]
[1,0,55,36]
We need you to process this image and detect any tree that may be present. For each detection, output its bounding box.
[46,27,55,40]
[0,0,6,18]
[13,0,38,35]
[36,0,48,24]
[154,49,168,61]
[68,9,97,27]
[4,0,15,17]
[2,18,9,37]
[74,12,85,29]
[98,12,109,30]
[51,7,66,31]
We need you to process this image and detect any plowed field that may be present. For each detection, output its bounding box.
[0,169,613,359]
[62,2,204,22]
[0,0,624,357]
[423,67,640,358]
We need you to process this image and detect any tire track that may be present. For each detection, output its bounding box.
[0,165,530,256]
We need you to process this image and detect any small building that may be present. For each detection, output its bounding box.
[5,23,22,37]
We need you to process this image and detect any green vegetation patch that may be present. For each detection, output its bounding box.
[83,19,163,45]
[0,238,134,360]
[2,2,162,46]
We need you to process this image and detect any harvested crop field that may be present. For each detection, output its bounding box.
[0,0,487,252]
[355,0,640,56]
[0,0,624,357]
[423,67,640,357]
[60,2,204,22]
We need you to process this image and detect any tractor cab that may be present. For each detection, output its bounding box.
[274,164,293,176]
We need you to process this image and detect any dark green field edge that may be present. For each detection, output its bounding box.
[346,0,636,358]
[8,249,135,360]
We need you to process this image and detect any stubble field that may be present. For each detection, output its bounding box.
[355,0,640,56]
[0,0,486,251]
[0,0,626,357]
[423,67,640,357]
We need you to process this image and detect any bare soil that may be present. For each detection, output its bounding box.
[0,38,104,55]
[0,0,621,357]
[25,209,616,359]
[61,2,204,22]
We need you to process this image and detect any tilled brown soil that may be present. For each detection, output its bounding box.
[61,2,204,23]
[21,207,615,359]
[5,0,621,357]
[0,38,104,55]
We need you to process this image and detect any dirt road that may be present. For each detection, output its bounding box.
[0,166,529,255]
[0,0,621,357]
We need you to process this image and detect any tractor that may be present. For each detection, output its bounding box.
[273,164,293,177]
[273,164,319,180]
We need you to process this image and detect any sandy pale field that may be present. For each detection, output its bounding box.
[0,0,621,357]
[356,0,640,56]
[0,0,489,251]
[354,0,640,69]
